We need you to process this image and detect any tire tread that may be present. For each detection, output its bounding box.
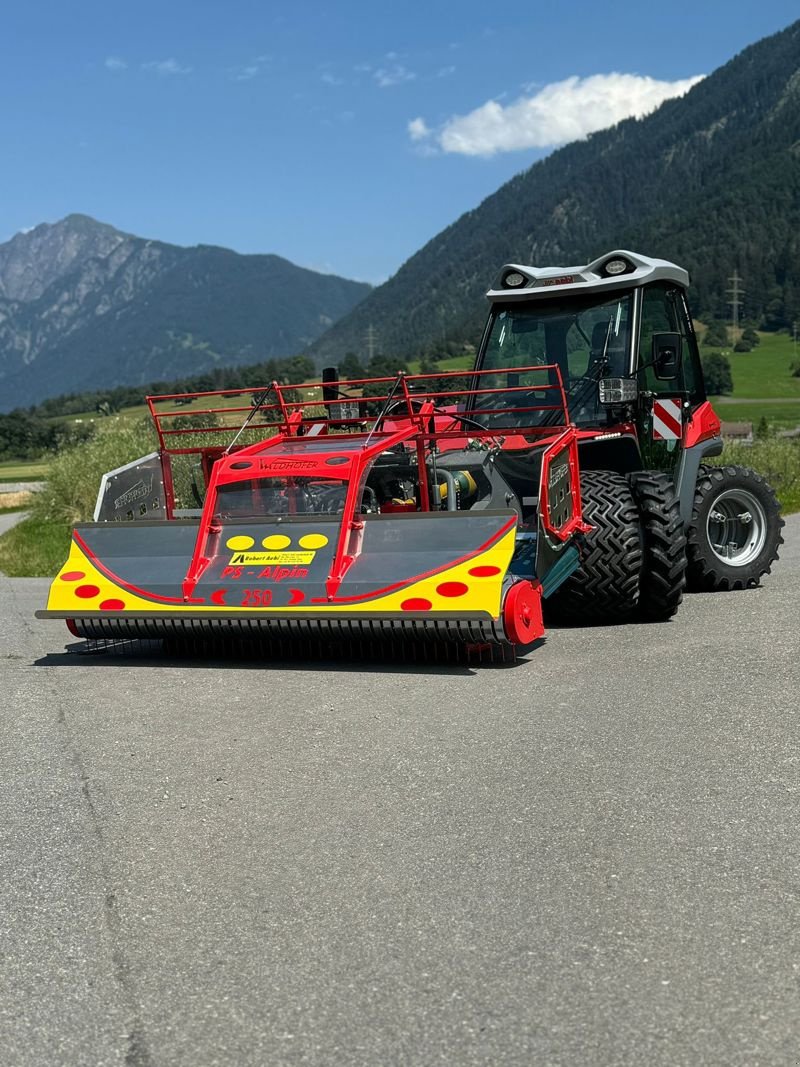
[686,464,784,591]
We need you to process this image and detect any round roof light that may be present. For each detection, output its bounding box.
[503,271,527,288]
[604,258,630,276]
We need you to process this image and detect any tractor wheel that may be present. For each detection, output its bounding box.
[546,469,642,624]
[628,471,687,621]
[686,464,783,591]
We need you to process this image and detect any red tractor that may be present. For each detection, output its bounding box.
[39,250,783,659]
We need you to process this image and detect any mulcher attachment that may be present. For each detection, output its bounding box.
[40,508,544,659]
[38,365,592,662]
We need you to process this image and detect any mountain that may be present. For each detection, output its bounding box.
[0,215,370,411]
[309,20,800,365]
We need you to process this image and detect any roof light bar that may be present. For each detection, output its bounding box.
[603,258,630,276]
[503,271,527,288]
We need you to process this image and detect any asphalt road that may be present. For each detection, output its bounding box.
[0,510,26,539]
[2,518,799,1066]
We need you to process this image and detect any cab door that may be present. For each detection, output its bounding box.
[636,282,706,470]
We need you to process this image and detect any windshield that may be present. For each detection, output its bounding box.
[217,477,354,518]
[474,291,633,427]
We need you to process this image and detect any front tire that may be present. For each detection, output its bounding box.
[546,470,642,624]
[628,471,687,621]
[686,464,783,591]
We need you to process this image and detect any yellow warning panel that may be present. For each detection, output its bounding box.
[229,551,315,566]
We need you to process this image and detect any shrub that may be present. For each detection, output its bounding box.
[703,321,729,347]
[709,438,800,513]
[31,418,157,525]
[701,353,733,395]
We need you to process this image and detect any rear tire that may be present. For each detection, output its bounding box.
[628,471,687,621]
[686,464,783,591]
[546,470,642,624]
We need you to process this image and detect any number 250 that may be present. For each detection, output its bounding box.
[241,589,272,607]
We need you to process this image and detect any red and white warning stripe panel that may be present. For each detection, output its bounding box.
[652,398,683,441]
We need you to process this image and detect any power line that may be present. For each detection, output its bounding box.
[364,323,378,362]
[726,272,745,343]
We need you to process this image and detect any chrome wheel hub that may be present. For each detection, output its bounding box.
[706,488,767,567]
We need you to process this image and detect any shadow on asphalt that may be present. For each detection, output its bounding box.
[34,637,545,675]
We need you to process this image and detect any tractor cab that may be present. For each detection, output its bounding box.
[472,250,708,465]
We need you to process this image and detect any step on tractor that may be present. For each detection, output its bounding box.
[38,250,784,661]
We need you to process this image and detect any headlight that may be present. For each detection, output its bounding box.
[599,378,638,404]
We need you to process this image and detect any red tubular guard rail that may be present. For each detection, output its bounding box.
[146,365,571,455]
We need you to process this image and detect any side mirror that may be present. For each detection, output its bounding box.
[652,333,681,381]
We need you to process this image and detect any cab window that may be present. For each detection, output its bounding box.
[639,283,705,403]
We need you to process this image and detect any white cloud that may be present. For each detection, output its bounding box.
[374,62,415,88]
[355,54,416,88]
[104,56,127,71]
[408,117,431,142]
[142,58,192,76]
[232,55,270,82]
[413,71,705,157]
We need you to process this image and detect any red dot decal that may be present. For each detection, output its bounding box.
[436,581,468,598]
[468,565,501,578]
[60,571,85,582]
[99,599,125,611]
[401,598,432,611]
[75,585,100,599]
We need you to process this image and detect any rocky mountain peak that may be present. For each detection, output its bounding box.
[0,216,371,410]
[0,214,129,303]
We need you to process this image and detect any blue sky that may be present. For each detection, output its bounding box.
[1,1,797,283]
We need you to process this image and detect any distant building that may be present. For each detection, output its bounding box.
[720,421,753,444]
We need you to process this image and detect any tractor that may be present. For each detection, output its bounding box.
[465,249,783,623]
[38,250,783,659]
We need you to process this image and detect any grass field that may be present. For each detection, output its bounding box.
[715,399,800,430]
[0,460,50,482]
[709,331,800,431]
[713,332,800,399]
[49,404,151,428]
[0,517,71,577]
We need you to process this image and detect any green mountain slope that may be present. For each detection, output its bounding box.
[309,20,800,365]
[0,216,370,411]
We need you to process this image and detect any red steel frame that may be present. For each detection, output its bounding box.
[147,364,573,510]
[147,365,582,603]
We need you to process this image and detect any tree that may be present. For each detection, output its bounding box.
[741,327,760,346]
[703,321,729,347]
[733,339,753,352]
[418,356,440,377]
[280,355,316,384]
[0,412,60,460]
[701,353,733,395]
[339,353,366,381]
[360,356,410,410]
[755,415,772,440]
